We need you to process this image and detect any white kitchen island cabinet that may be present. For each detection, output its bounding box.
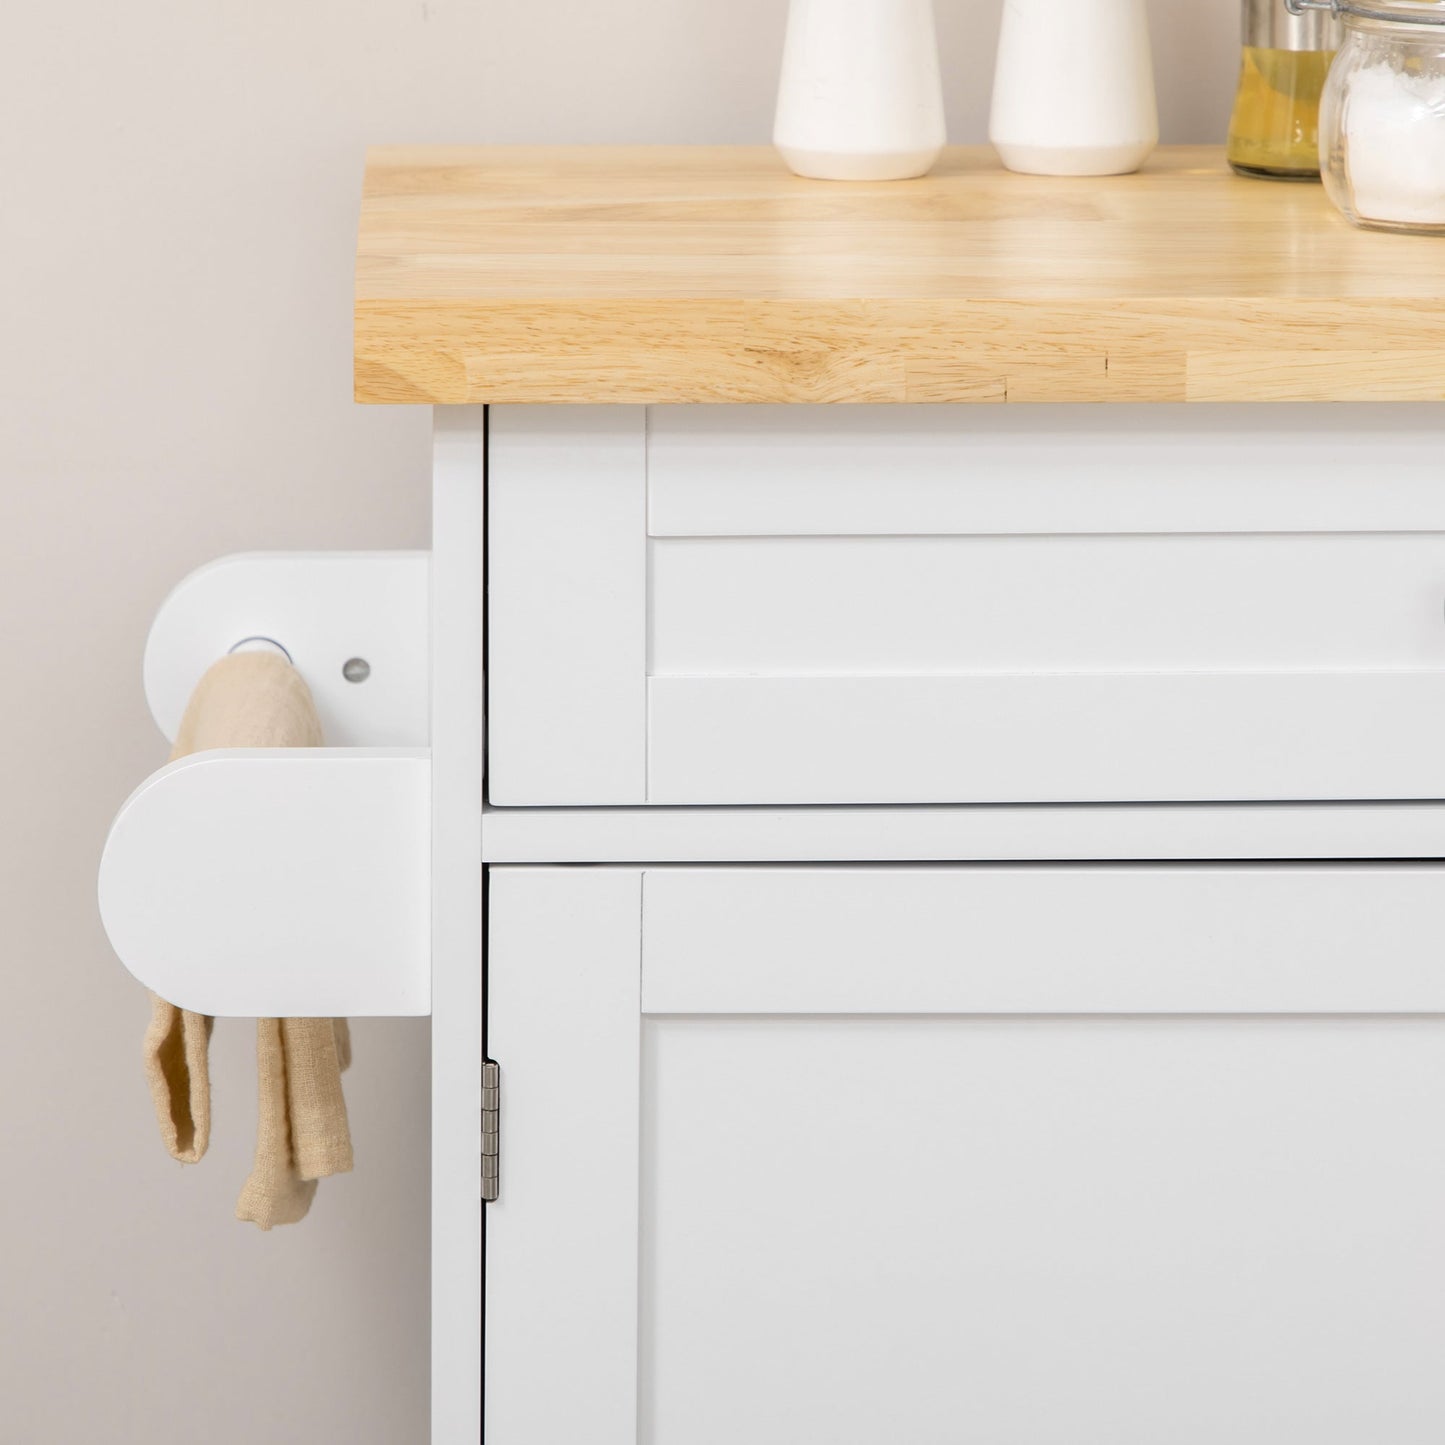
[385,148,1445,1442]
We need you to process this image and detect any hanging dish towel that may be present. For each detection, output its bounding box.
[142,649,354,1228]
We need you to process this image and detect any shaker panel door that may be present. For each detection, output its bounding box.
[485,863,1445,1445]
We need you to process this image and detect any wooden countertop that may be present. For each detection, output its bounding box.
[355,145,1445,406]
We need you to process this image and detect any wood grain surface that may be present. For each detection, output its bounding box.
[355,146,1445,405]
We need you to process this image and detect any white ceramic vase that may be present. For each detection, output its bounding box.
[989,0,1158,176]
[774,0,946,181]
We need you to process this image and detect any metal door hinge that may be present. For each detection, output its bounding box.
[482,1061,500,1203]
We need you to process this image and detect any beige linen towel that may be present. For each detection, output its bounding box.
[142,649,354,1228]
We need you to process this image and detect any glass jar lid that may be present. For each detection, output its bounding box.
[1287,0,1445,26]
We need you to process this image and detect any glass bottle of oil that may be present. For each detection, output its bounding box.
[1227,0,1341,178]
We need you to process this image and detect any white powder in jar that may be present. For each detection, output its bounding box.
[1344,60,1445,225]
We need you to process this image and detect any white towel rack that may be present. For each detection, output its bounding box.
[99,550,434,1017]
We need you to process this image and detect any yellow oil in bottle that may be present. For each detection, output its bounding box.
[1226,47,1334,178]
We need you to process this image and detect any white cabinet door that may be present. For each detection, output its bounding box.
[486,865,1445,1444]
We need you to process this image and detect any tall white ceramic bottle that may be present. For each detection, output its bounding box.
[989,0,1158,176]
[774,0,946,181]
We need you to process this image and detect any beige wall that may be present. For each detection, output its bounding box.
[0,2,1233,1437]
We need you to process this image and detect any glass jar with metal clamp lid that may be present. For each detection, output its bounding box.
[1227,0,1341,178]
[1290,0,1445,231]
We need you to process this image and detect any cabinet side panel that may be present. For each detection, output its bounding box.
[432,407,486,1445]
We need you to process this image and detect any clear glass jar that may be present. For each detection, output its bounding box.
[1302,0,1445,231]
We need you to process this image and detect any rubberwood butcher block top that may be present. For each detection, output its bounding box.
[354,145,1445,406]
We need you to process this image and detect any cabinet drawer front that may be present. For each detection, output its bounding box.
[489,403,1445,805]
